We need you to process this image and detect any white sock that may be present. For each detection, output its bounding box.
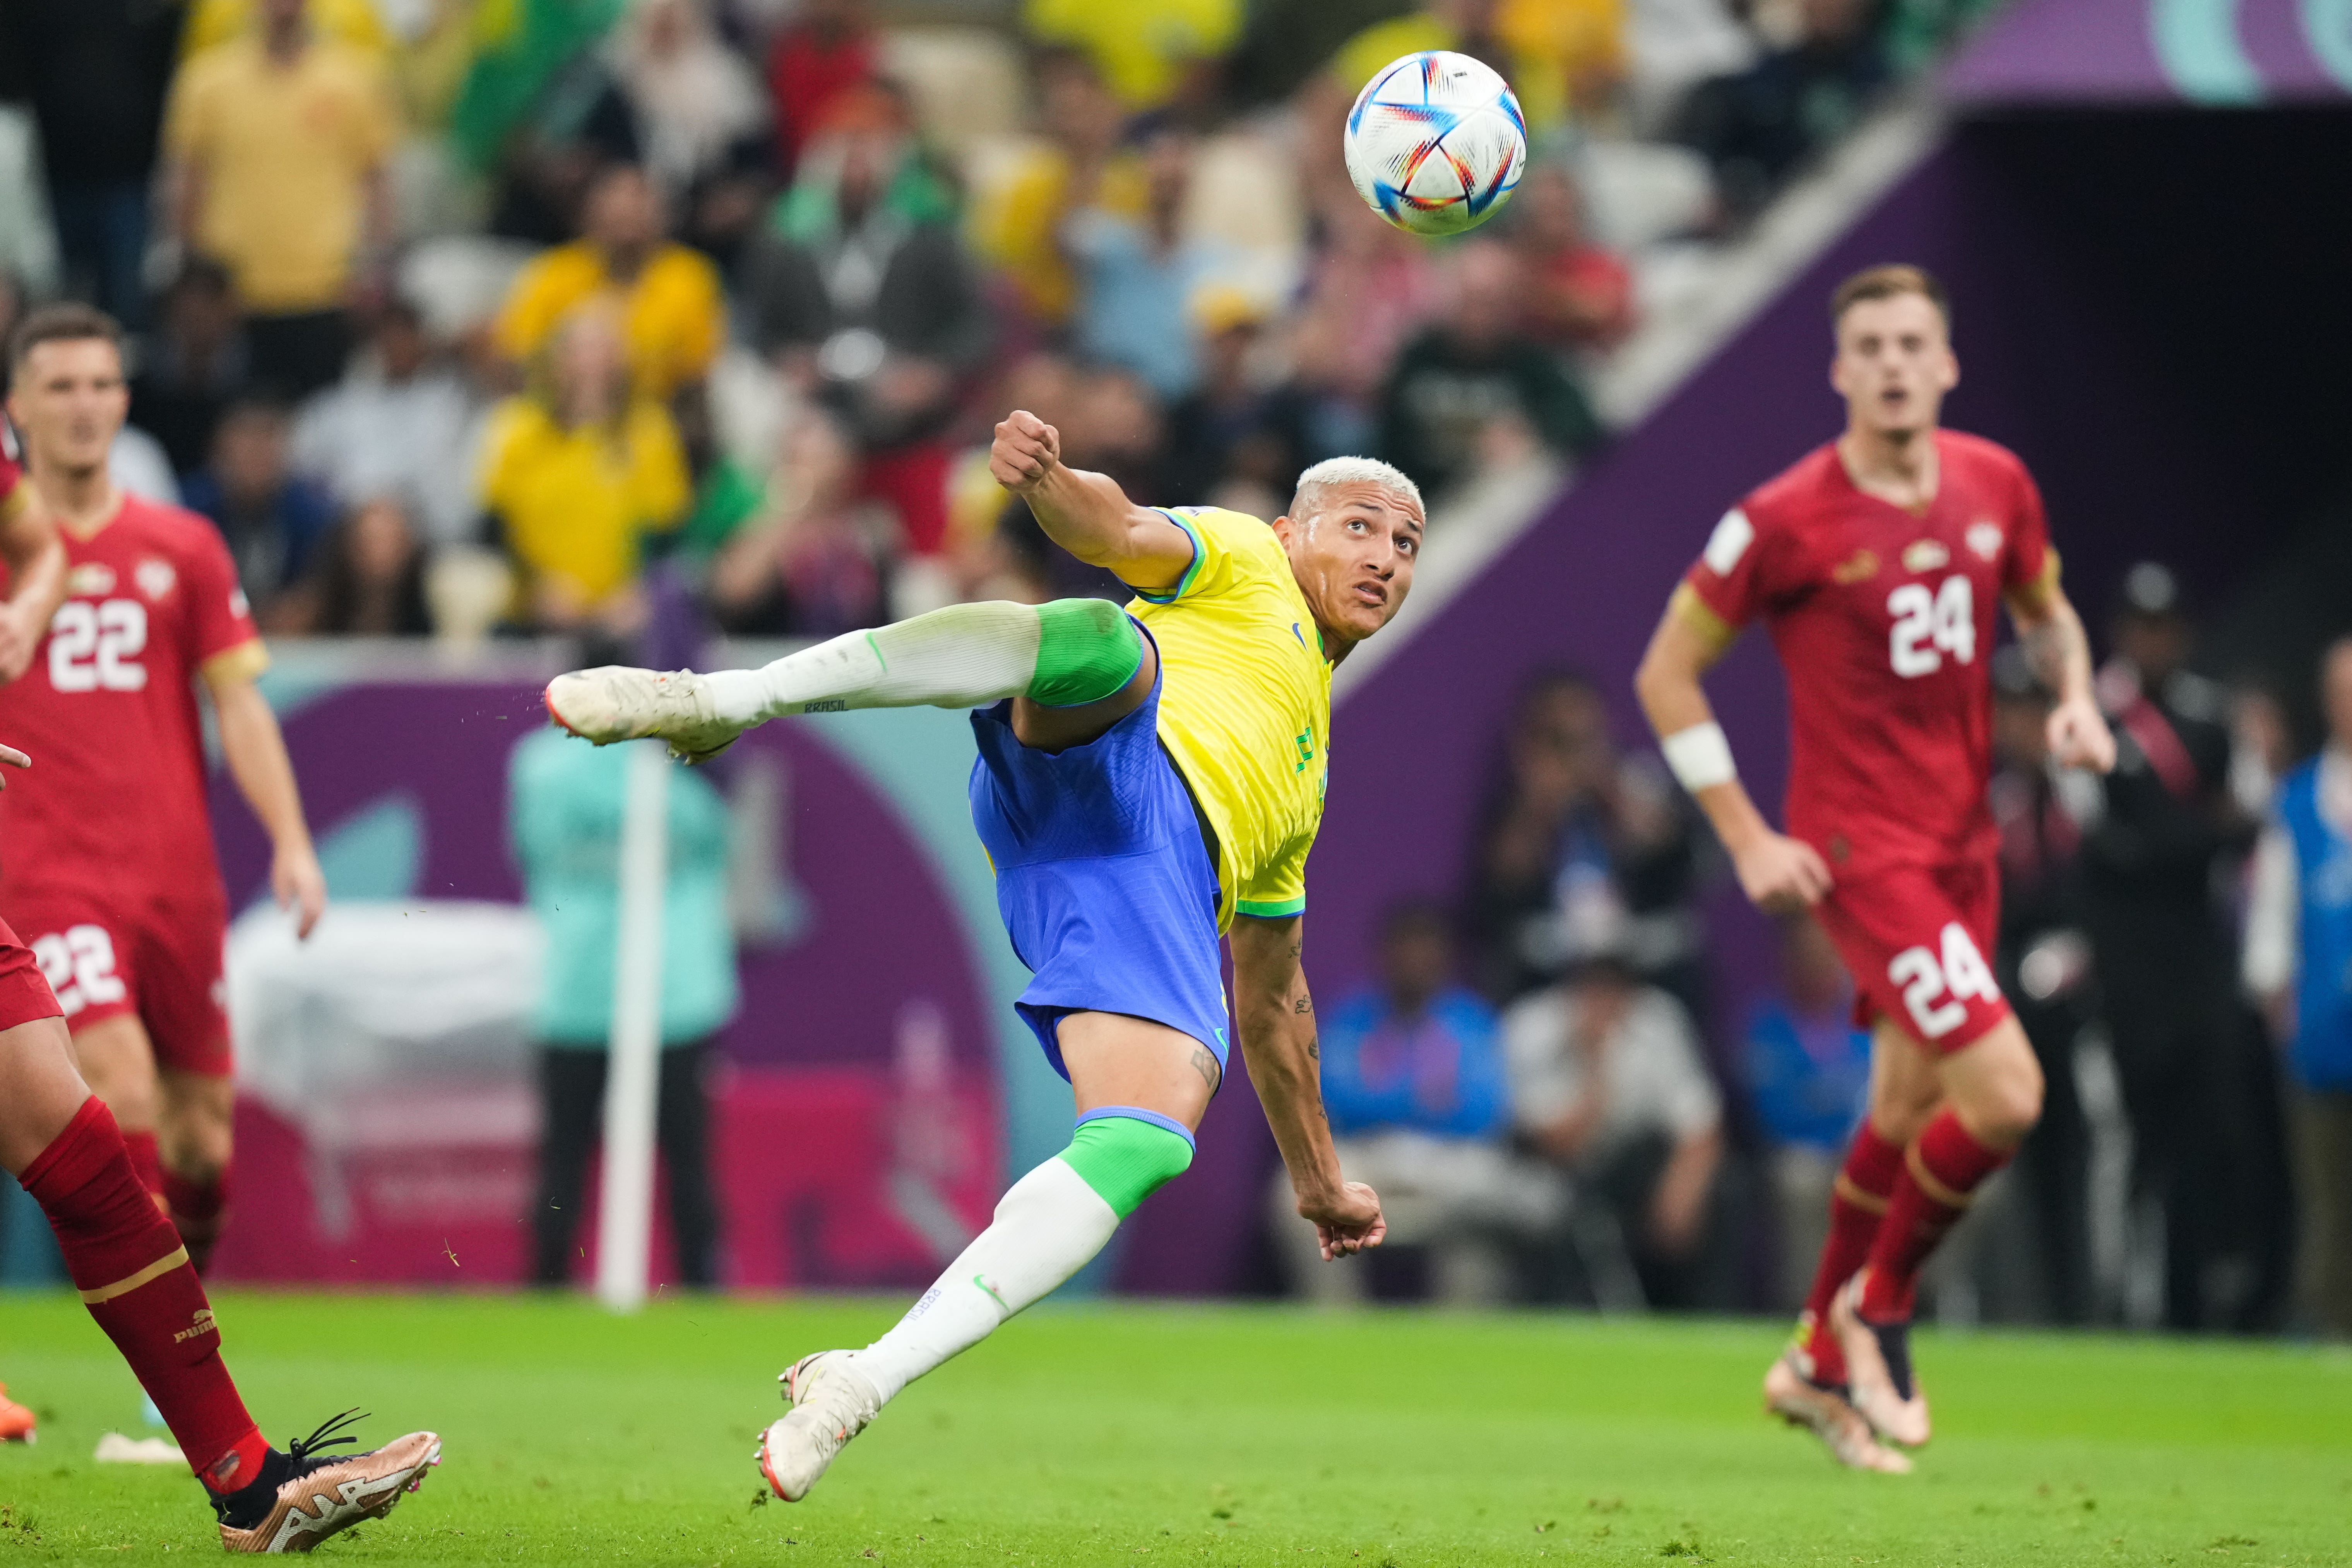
[845,1156,1118,1404]
[703,601,1044,724]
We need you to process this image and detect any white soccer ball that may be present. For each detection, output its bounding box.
[1343,51,1528,238]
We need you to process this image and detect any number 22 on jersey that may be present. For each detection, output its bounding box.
[48,599,149,692]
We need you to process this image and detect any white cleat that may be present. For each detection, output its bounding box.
[543,666,742,763]
[1831,1272,1932,1448]
[756,1351,882,1502]
[1763,1351,1912,1473]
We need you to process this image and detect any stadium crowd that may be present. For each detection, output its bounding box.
[0,0,1994,645]
[1,0,2342,1341]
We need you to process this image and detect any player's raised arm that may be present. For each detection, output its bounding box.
[2003,557,2115,774]
[988,409,1198,596]
[1635,584,1832,913]
[0,461,68,687]
[1227,913,1385,1261]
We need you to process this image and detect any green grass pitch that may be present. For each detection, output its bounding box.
[1,1292,2346,1565]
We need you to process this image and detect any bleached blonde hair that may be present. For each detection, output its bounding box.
[1289,456,1423,523]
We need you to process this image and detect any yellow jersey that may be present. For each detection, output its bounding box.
[1131,507,1331,931]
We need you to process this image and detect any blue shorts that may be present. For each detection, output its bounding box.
[967,644,1228,1081]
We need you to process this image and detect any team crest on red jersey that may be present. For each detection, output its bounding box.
[135,558,178,601]
[1831,548,1880,584]
[1901,539,1950,573]
[67,563,115,596]
[1965,521,2003,561]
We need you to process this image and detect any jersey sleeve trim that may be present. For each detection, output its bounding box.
[0,485,27,528]
[1234,895,1306,918]
[199,639,270,686]
[1669,582,1739,651]
[1131,508,1205,604]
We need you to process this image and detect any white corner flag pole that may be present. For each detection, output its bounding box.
[597,739,670,1312]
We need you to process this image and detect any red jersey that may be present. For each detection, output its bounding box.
[0,492,260,897]
[1682,429,2051,878]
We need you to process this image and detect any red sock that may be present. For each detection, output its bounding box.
[1859,1110,2010,1322]
[19,1097,264,1489]
[1796,1123,1902,1385]
[161,1164,229,1275]
[121,1129,167,1208]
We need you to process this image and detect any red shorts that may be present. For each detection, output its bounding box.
[0,916,66,1034]
[6,889,232,1076]
[1814,856,2010,1054]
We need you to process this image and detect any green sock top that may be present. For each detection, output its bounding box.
[1056,1111,1195,1218]
[1026,599,1145,708]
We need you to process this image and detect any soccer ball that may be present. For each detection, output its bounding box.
[1344,51,1528,237]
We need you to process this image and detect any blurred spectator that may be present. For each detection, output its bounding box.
[479,304,691,633]
[290,299,483,548]
[273,495,435,636]
[2244,635,2352,1340]
[609,0,772,260]
[765,0,880,177]
[1376,240,1602,502]
[1161,286,1316,508]
[1287,202,1443,459]
[4,0,184,329]
[1272,900,1551,1305]
[1986,646,2095,1324]
[2083,563,2267,1330]
[0,271,21,350]
[180,0,394,60]
[1671,0,1890,219]
[743,87,989,558]
[1508,161,1637,358]
[509,715,736,1290]
[613,0,768,199]
[1467,671,1705,1012]
[1063,125,1231,402]
[707,410,894,638]
[1326,0,1626,137]
[969,48,1148,330]
[1024,0,1243,113]
[1740,913,1869,1311]
[495,163,728,401]
[131,257,251,479]
[181,396,338,610]
[1505,950,1726,1308]
[161,0,399,396]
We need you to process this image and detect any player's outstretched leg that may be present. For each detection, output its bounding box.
[757,1108,1193,1501]
[7,1024,442,1553]
[1836,1024,2040,1450]
[546,599,1145,760]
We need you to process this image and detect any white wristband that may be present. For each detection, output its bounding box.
[1661,721,1738,793]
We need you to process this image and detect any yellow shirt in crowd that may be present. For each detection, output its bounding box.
[971,150,1149,326]
[1130,507,1332,931]
[1022,0,1242,110]
[1332,0,1626,134]
[478,398,690,610]
[493,244,727,401]
[164,36,398,313]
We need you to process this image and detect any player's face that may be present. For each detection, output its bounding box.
[6,338,128,479]
[1830,293,1956,439]
[1276,483,1423,647]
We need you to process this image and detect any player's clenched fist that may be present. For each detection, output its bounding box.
[989,409,1061,493]
[1299,1180,1387,1262]
[2044,694,2116,774]
[1730,828,1832,915]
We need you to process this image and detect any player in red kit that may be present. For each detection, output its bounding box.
[1636,267,2115,1471]
[0,345,439,1548]
[1,305,328,1280]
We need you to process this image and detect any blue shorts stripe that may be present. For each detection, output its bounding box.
[1075,1105,1198,1150]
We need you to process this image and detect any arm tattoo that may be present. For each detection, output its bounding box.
[1190,1045,1222,1096]
[1305,1036,1320,1062]
[2018,610,2083,692]
[1293,995,1313,1015]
